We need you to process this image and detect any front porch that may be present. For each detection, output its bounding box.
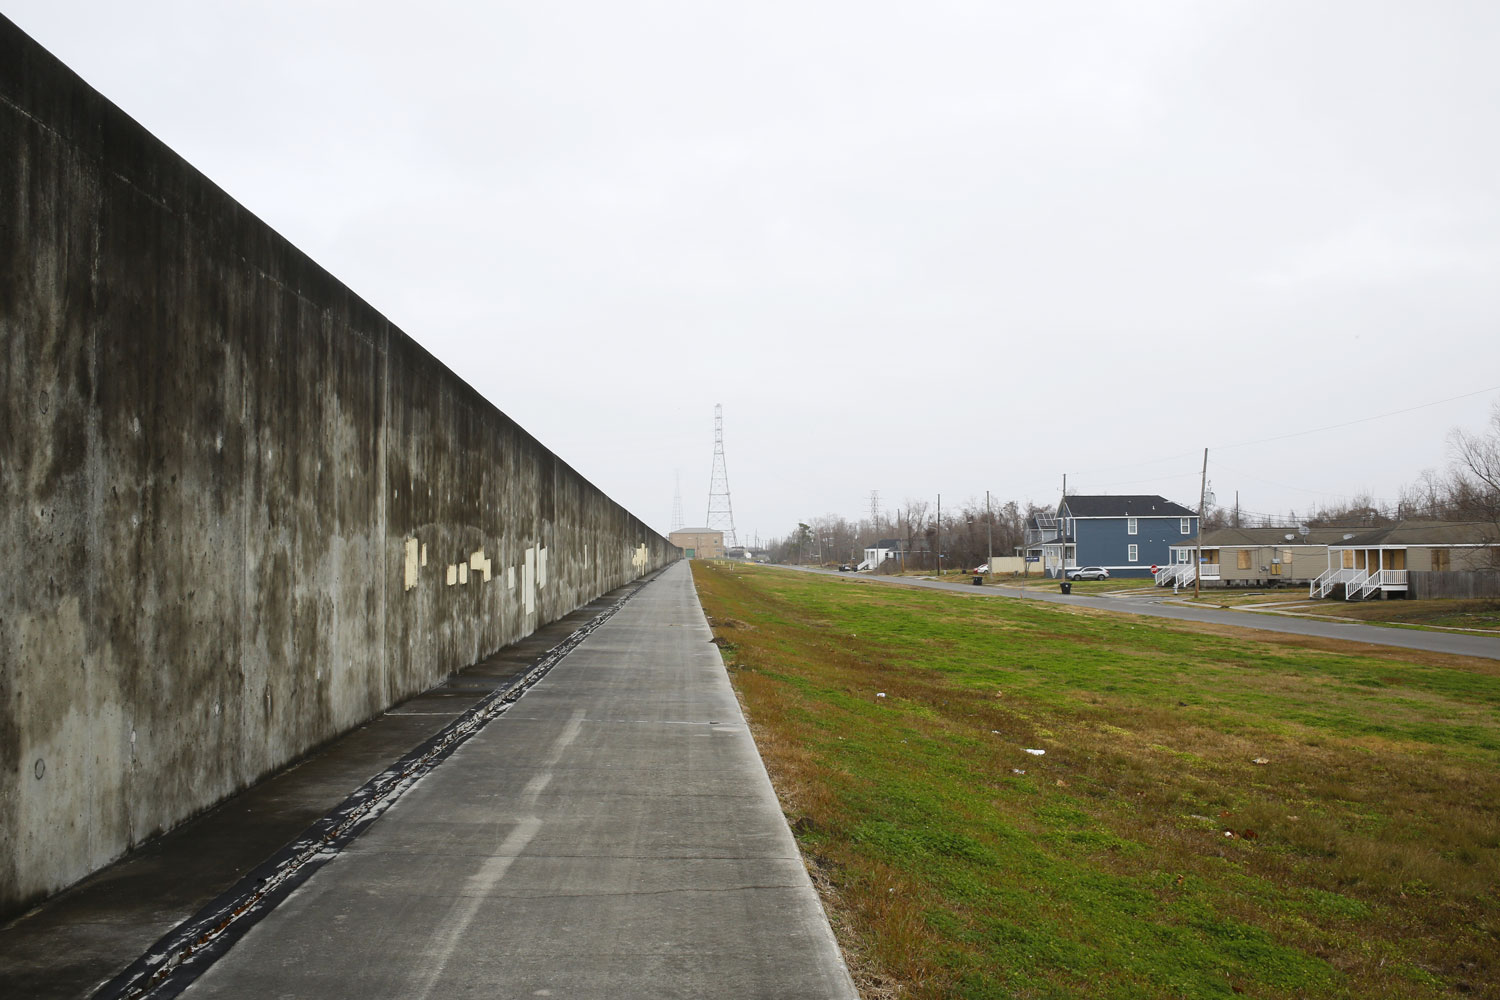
[1311,546,1408,600]
[1038,541,1076,579]
[1158,546,1219,587]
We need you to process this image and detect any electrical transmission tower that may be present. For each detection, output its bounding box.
[670,470,685,532]
[869,490,882,532]
[705,403,738,547]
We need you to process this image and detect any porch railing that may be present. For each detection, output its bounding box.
[1347,569,1378,600]
[1312,566,1360,599]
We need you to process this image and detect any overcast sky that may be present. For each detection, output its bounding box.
[10,1,1499,542]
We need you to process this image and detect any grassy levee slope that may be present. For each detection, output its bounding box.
[692,562,1500,1000]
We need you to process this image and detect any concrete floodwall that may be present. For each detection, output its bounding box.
[0,16,676,920]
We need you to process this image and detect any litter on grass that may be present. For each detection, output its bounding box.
[1252,757,1270,765]
[1011,769,1025,775]
[876,692,887,698]
[1024,748,1045,756]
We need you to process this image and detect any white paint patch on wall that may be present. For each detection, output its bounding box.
[632,543,648,574]
[458,563,468,585]
[420,543,428,567]
[538,547,548,588]
[403,538,420,591]
[469,549,492,582]
[446,564,458,586]
[507,565,515,590]
[523,548,536,615]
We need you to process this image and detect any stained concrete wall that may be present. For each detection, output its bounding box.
[0,16,677,920]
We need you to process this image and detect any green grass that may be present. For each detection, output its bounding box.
[694,562,1500,999]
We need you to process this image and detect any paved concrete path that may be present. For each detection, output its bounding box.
[179,560,855,999]
[786,566,1500,660]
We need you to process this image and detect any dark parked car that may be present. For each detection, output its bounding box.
[838,564,854,572]
[1066,566,1110,581]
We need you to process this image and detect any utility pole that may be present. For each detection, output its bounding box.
[986,489,993,574]
[1059,473,1066,577]
[1196,448,1208,601]
[936,494,942,576]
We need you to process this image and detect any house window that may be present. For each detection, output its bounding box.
[1237,550,1251,570]
[1127,517,1138,536]
[1128,544,1138,562]
[1180,518,1190,534]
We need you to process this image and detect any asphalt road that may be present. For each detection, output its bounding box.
[781,566,1500,661]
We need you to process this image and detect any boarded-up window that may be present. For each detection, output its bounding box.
[1271,562,1282,575]
[1432,548,1451,572]
[1237,550,1252,570]
[1342,550,1355,569]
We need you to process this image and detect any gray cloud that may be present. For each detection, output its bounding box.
[11,0,1498,538]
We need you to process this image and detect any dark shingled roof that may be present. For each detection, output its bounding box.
[1061,495,1196,518]
[1330,520,1500,547]
[1173,526,1361,547]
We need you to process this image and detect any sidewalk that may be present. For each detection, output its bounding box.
[2,562,856,999]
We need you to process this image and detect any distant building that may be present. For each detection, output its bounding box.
[1314,520,1500,599]
[859,538,905,571]
[1164,525,1352,588]
[1027,495,1198,578]
[669,527,725,559]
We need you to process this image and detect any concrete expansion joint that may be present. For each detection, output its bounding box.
[491,884,810,900]
[580,718,740,727]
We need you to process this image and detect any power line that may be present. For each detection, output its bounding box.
[1025,384,1499,492]
[1214,384,1500,453]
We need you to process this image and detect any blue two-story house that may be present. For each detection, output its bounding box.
[1029,495,1198,578]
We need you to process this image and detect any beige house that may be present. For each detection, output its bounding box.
[668,527,724,559]
[1313,520,1500,599]
[1162,526,1350,588]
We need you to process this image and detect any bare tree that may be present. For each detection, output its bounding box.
[1448,402,1500,530]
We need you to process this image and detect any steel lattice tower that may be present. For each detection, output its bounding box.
[705,403,737,547]
[670,471,685,532]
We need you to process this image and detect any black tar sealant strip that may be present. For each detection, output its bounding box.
[91,570,663,1000]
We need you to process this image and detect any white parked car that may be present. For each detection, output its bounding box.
[1065,566,1110,581]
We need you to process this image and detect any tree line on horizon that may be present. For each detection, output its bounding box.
[762,403,1500,569]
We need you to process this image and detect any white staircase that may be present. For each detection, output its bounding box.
[1310,567,1348,599]
[1156,563,1197,588]
[1345,569,1377,600]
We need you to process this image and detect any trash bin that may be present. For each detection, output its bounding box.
[973,575,984,586]
[1060,581,1072,594]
